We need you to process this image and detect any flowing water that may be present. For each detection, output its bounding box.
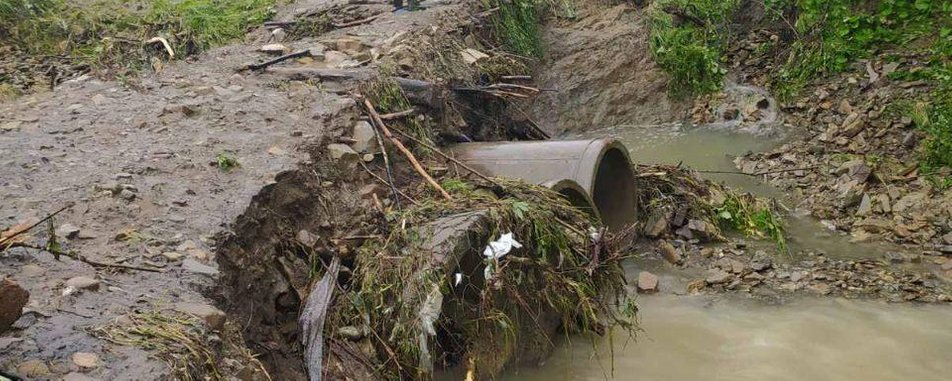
[502,89,952,380]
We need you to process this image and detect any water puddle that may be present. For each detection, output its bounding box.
[503,295,952,381]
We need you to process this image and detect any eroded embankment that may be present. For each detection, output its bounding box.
[214,1,639,380]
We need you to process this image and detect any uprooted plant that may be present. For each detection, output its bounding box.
[634,163,788,251]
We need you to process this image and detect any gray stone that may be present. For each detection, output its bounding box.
[182,259,219,276]
[296,229,318,247]
[856,193,872,216]
[65,276,100,291]
[350,121,376,153]
[327,143,358,162]
[56,223,81,239]
[16,360,50,378]
[119,189,136,200]
[175,302,226,331]
[259,43,288,54]
[790,271,808,282]
[637,271,659,293]
[705,269,732,285]
[162,251,184,261]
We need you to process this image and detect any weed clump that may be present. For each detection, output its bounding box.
[216,152,239,171]
[771,0,952,100]
[648,0,738,96]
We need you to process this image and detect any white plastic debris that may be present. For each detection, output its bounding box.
[62,286,77,297]
[588,227,601,242]
[454,273,462,286]
[482,232,522,260]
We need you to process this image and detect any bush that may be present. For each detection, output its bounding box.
[648,0,738,96]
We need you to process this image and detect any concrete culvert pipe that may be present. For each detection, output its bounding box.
[449,139,638,231]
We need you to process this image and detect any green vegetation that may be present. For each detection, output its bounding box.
[486,0,543,58]
[772,0,952,100]
[1,0,276,71]
[716,193,786,252]
[648,0,738,96]
[363,75,434,148]
[333,178,636,378]
[215,152,239,171]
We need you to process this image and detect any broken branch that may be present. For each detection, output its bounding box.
[387,126,505,189]
[363,99,452,200]
[0,204,72,247]
[5,242,164,273]
[240,49,310,71]
[331,14,380,28]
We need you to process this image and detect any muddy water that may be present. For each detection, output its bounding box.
[504,295,952,381]
[502,115,952,379]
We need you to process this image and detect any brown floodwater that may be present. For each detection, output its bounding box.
[503,294,952,381]
[514,118,952,380]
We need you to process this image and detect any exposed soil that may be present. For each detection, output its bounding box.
[3,0,951,380]
[529,3,690,135]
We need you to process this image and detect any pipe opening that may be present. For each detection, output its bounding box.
[592,147,638,231]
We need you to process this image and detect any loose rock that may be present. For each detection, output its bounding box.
[65,276,100,291]
[72,352,100,368]
[1,278,29,332]
[174,302,226,331]
[637,271,659,294]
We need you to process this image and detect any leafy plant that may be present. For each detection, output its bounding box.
[716,193,787,252]
[648,0,738,96]
[216,152,239,171]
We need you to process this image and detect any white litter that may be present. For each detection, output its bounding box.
[454,273,463,286]
[482,232,522,260]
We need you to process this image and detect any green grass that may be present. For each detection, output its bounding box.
[486,0,543,58]
[716,193,787,252]
[1,0,276,72]
[648,0,738,96]
[772,0,952,100]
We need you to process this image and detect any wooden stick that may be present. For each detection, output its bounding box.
[5,242,164,273]
[363,99,452,200]
[377,109,416,120]
[500,75,532,81]
[331,14,380,28]
[366,113,402,209]
[0,204,72,247]
[693,166,819,177]
[240,50,309,71]
[387,126,505,189]
[486,83,540,94]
